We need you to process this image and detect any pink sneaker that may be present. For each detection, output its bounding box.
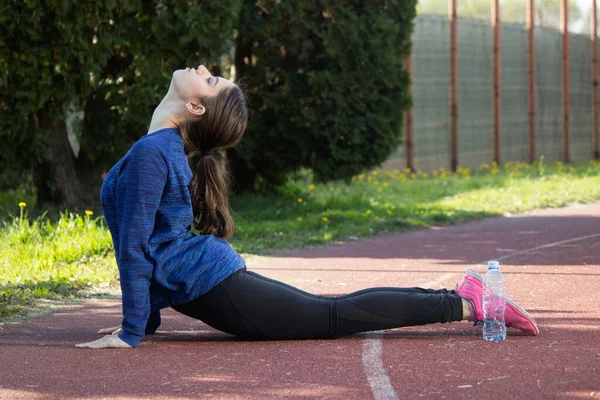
[457,269,539,335]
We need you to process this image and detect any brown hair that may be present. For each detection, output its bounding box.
[178,86,247,239]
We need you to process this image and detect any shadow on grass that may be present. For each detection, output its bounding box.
[229,188,499,255]
[0,278,101,319]
[228,167,600,254]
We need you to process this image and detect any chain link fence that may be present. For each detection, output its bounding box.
[384,15,598,172]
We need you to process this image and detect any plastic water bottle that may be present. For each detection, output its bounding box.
[482,260,506,341]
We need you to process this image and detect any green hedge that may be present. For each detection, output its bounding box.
[0,1,415,203]
[230,0,416,189]
[0,0,241,205]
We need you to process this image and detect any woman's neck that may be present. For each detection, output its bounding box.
[147,90,186,135]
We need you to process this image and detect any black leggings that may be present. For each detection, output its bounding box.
[172,268,464,340]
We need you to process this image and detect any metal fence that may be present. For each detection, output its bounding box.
[384,6,600,172]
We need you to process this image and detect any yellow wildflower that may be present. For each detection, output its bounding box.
[85,210,94,216]
[18,202,26,207]
[297,198,303,203]
[386,210,392,215]
[322,217,329,223]
[308,184,315,191]
[297,217,303,222]
[383,182,389,187]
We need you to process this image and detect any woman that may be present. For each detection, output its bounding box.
[76,66,538,349]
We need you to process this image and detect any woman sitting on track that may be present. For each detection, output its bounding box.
[76,65,538,349]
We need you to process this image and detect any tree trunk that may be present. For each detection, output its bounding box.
[74,146,104,208]
[230,33,257,193]
[36,110,86,208]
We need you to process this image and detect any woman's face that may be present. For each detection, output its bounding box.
[172,65,233,101]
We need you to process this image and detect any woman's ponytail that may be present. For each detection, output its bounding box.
[190,153,234,238]
[178,86,247,239]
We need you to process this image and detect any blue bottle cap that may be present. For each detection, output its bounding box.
[488,260,500,270]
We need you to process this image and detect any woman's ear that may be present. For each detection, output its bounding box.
[186,102,206,117]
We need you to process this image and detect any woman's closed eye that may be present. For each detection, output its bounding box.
[207,76,219,88]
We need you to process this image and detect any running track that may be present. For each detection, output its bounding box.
[1,202,599,399]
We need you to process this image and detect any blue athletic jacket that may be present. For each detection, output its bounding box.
[100,128,245,347]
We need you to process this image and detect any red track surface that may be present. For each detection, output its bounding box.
[1,203,600,399]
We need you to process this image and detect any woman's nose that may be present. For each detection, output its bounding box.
[197,65,210,75]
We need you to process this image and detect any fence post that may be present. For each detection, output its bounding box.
[527,0,536,162]
[593,0,599,160]
[404,51,414,171]
[492,0,501,165]
[449,0,458,171]
[561,0,570,163]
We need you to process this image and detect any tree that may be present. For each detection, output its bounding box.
[0,0,131,206]
[230,0,417,191]
[0,1,241,208]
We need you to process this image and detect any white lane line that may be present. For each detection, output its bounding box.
[416,273,458,291]
[362,335,398,400]
[487,232,600,263]
[362,273,457,400]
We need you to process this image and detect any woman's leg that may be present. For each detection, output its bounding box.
[172,269,465,340]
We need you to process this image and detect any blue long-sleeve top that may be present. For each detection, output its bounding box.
[100,127,245,347]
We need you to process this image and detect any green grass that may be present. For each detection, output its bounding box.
[1,159,599,319]
[0,208,117,319]
[229,160,600,253]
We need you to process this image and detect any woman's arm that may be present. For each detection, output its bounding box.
[114,146,167,347]
[77,144,167,349]
[95,309,161,336]
[145,310,161,334]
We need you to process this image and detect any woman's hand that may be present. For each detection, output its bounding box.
[75,335,132,349]
[97,326,122,335]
